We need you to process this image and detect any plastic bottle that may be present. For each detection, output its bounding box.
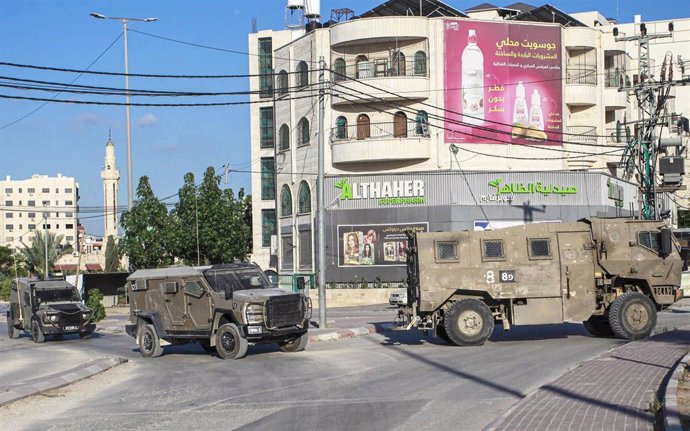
[512,81,528,137]
[461,30,484,126]
[529,89,544,131]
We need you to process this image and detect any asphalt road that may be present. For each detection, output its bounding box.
[1,308,689,431]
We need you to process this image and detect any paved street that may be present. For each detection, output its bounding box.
[1,306,688,430]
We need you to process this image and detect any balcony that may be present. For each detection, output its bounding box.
[330,122,431,164]
[566,126,597,143]
[565,66,597,106]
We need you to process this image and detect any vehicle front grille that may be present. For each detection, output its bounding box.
[58,312,82,328]
[266,294,304,328]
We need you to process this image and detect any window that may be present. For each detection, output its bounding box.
[42,200,50,206]
[4,188,11,193]
[164,282,178,294]
[435,241,459,262]
[260,107,274,148]
[277,70,289,95]
[184,281,205,298]
[279,124,290,151]
[28,201,35,207]
[261,209,276,247]
[65,188,73,193]
[333,58,346,82]
[5,224,13,230]
[639,231,660,253]
[528,238,552,259]
[393,111,408,138]
[65,200,73,206]
[5,213,12,219]
[280,185,293,216]
[28,224,36,230]
[54,212,59,217]
[28,212,36,218]
[298,181,311,214]
[355,55,371,79]
[391,51,406,76]
[297,117,310,146]
[415,110,429,136]
[258,37,273,97]
[132,279,148,291]
[66,235,74,241]
[43,224,51,229]
[6,236,13,242]
[41,188,49,193]
[4,201,11,206]
[281,234,294,270]
[28,188,35,193]
[296,61,308,87]
[299,229,312,269]
[65,212,73,217]
[66,224,74,229]
[336,116,348,140]
[356,114,371,140]
[414,51,427,76]
[260,158,275,200]
[482,239,505,260]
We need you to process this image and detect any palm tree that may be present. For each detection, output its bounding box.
[19,231,72,279]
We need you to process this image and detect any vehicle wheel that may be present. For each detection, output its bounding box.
[608,292,657,340]
[582,315,614,337]
[436,322,453,344]
[198,339,217,354]
[215,323,248,360]
[138,324,164,358]
[279,333,308,353]
[6,312,19,339]
[444,299,494,346]
[31,320,45,343]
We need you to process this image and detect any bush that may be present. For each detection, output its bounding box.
[86,288,107,322]
[0,277,11,301]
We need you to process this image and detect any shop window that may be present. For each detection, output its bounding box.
[356,114,370,140]
[435,241,458,262]
[393,111,408,138]
[414,51,427,76]
[336,116,348,140]
[482,239,505,261]
[297,117,310,146]
[297,181,311,214]
[528,238,552,259]
[280,185,293,217]
[333,58,346,82]
[296,61,308,88]
[279,124,290,151]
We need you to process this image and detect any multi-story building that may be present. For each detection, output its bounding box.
[0,173,79,253]
[248,0,689,286]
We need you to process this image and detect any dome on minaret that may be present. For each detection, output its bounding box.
[106,137,114,147]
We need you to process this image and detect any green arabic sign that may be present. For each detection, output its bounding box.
[488,178,578,196]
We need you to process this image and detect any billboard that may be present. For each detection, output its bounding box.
[444,20,563,145]
[337,222,428,267]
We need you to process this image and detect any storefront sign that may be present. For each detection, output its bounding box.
[337,223,428,267]
[335,178,425,206]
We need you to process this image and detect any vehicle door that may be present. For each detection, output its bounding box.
[182,278,211,331]
[160,279,185,327]
[558,231,597,321]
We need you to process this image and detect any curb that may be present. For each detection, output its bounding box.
[0,356,128,407]
[664,351,690,431]
[308,323,393,344]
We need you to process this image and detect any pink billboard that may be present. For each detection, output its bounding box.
[444,20,563,145]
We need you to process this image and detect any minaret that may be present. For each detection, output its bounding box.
[100,133,120,239]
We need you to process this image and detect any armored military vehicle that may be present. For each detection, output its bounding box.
[6,278,96,342]
[400,218,682,346]
[125,263,311,359]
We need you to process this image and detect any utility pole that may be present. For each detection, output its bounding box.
[43,204,49,279]
[317,56,327,328]
[615,22,688,220]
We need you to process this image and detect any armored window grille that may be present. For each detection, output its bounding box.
[639,231,660,253]
[132,280,148,291]
[260,158,275,200]
[435,241,458,262]
[528,238,551,258]
[482,239,505,260]
[164,282,178,294]
[184,281,204,298]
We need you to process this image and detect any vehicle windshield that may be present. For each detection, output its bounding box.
[34,288,81,303]
[203,268,271,293]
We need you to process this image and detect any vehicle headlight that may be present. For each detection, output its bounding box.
[49,314,58,322]
[245,304,264,324]
[82,313,89,320]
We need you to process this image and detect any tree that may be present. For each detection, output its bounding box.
[678,210,690,228]
[198,167,233,263]
[223,187,252,260]
[104,236,120,272]
[119,176,173,270]
[0,245,12,276]
[87,288,106,322]
[169,173,200,265]
[18,231,71,278]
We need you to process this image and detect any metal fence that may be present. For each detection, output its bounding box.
[331,121,431,142]
[566,125,598,143]
[332,55,428,81]
[565,66,597,85]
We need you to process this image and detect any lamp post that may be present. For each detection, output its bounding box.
[90,12,158,211]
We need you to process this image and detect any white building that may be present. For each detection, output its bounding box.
[100,136,120,240]
[0,173,79,253]
[247,0,689,285]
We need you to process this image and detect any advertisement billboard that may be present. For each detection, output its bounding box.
[337,223,428,267]
[444,20,563,145]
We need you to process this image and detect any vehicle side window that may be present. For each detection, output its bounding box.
[184,281,205,298]
[435,241,459,262]
[164,282,178,294]
[638,231,660,253]
[482,239,505,261]
[528,238,552,259]
[131,280,148,291]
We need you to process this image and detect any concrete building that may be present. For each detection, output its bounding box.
[0,173,79,253]
[100,136,120,240]
[247,0,689,286]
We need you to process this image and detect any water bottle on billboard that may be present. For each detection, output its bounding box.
[462,29,484,126]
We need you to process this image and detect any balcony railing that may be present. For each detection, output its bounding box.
[332,55,428,82]
[566,66,597,85]
[604,68,630,88]
[331,121,430,142]
[566,125,598,143]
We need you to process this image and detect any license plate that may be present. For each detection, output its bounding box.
[64,325,79,331]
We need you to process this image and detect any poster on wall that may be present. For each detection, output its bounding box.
[444,20,563,145]
[337,223,428,267]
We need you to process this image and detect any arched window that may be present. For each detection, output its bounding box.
[391,51,406,76]
[336,116,348,140]
[355,55,371,79]
[280,185,293,217]
[356,114,371,140]
[297,181,311,214]
[296,61,309,87]
[297,118,310,146]
[333,58,346,82]
[414,51,427,76]
[415,110,429,136]
[279,124,290,151]
[393,111,408,138]
[277,70,289,95]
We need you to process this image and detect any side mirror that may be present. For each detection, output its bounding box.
[660,228,672,257]
[225,286,233,300]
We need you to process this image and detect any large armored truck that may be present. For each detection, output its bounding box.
[125,263,311,359]
[400,218,682,346]
[6,278,96,342]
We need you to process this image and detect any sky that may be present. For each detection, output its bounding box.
[1,0,687,236]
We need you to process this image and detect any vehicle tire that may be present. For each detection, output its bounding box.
[436,321,453,344]
[198,339,217,354]
[444,299,494,346]
[608,292,657,340]
[215,323,248,360]
[31,320,45,343]
[582,315,614,337]
[279,332,308,353]
[6,312,19,339]
[138,324,164,358]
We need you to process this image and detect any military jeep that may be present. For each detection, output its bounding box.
[125,263,311,359]
[6,278,96,342]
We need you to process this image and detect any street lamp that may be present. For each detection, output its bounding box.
[90,12,158,211]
